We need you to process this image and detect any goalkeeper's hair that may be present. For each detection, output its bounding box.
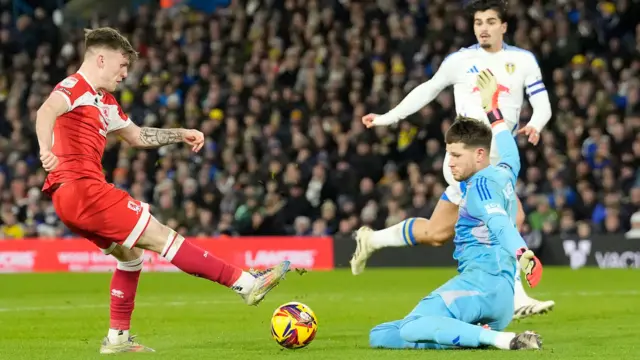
[465,0,508,21]
[445,116,493,150]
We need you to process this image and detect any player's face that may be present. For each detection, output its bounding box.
[446,143,486,181]
[473,9,506,50]
[98,49,129,92]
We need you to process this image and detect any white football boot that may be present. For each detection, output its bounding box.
[243,260,291,306]
[350,226,375,275]
[99,335,155,354]
[513,297,555,320]
[509,331,542,350]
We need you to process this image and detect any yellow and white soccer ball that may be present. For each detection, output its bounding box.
[270,302,318,349]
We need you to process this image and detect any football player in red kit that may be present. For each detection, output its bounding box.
[36,27,290,354]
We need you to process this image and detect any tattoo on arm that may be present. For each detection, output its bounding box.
[138,128,183,147]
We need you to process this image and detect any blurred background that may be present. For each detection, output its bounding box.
[0,0,639,252]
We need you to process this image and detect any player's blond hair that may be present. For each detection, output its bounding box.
[84,27,138,63]
[445,116,493,150]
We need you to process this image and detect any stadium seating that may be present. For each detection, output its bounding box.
[0,0,638,243]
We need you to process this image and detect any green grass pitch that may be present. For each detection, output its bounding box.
[1,268,638,359]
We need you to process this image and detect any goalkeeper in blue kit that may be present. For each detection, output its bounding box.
[369,69,544,351]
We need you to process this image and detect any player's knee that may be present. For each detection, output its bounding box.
[109,244,142,260]
[398,319,418,342]
[135,217,179,255]
[398,316,431,343]
[369,323,400,348]
[111,247,144,272]
[117,254,144,272]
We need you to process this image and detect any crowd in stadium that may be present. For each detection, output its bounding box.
[0,0,639,241]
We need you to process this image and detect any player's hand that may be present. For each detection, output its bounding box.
[476,69,499,112]
[181,129,205,152]
[40,149,59,172]
[362,113,398,128]
[516,247,542,288]
[517,126,540,145]
[362,113,379,128]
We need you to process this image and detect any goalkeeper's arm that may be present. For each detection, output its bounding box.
[466,178,543,288]
[476,69,521,179]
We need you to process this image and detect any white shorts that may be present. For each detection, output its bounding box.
[442,133,510,205]
[443,152,464,205]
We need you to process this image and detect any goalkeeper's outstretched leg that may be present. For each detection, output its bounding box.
[369,275,542,351]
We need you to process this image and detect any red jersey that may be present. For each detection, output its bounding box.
[42,72,132,194]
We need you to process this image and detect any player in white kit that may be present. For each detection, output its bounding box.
[350,0,555,319]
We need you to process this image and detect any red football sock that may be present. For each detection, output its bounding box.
[109,258,143,331]
[162,232,242,287]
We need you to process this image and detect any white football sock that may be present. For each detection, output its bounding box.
[107,329,129,344]
[479,329,515,350]
[493,332,516,350]
[369,219,418,249]
[513,261,530,305]
[231,271,256,295]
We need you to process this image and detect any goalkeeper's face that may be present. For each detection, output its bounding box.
[473,9,507,51]
[446,143,488,181]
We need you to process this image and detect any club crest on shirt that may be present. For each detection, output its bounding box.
[505,62,516,75]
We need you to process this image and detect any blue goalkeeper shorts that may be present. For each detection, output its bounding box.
[408,269,514,330]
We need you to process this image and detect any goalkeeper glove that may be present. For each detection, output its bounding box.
[516,247,543,288]
[475,69,504,125]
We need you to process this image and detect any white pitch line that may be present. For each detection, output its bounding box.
[0,290,638,313]
[534,290,640,297]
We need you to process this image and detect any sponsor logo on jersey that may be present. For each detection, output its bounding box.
[56,88,72,96]
[472,84,510,94]
[484,203,507,215]
[127,200,141,214]
[60,77,78,88]
[502,182,514,198]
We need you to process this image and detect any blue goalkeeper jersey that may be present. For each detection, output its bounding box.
[452,123,527,281]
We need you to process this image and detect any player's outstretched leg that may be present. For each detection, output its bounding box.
[513,268,555,319]
[136,217,290,306]
[399,315,542,350]
[369,320,453,350]
[350,198,458,275]
[512,197,555,319]
[100,245,155,354]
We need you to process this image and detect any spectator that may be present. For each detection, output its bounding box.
[0,0,638,242]
[626,212,640,239]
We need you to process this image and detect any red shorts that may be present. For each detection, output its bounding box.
[51,178,151,254]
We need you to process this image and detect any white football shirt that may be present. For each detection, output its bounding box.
[377,43,553,204]
[435,44,547,133]
[381,43,551,136]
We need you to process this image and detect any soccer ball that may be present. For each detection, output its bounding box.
[270,302,318,349]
